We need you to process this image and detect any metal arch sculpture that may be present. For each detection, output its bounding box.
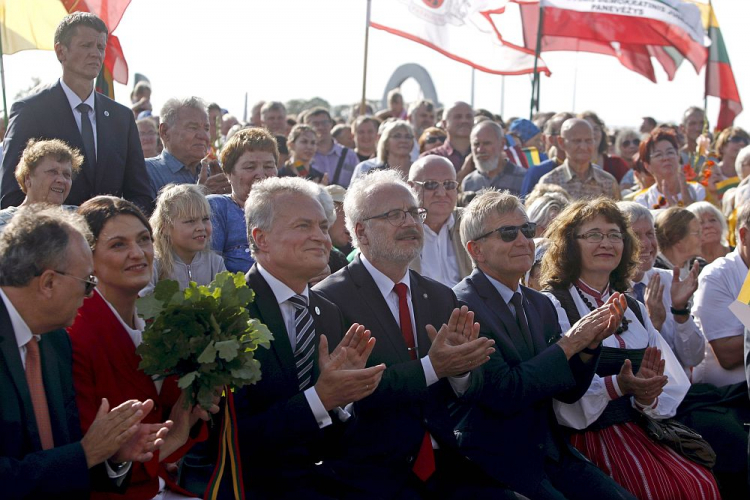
[381,63,439,109]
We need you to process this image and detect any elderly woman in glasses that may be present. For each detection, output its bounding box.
[653,207,706,278]
[406,155,472,287]
[541,197,719,500]
[633,128,706,209]
[351,120,415,182]
[67,196,215,500]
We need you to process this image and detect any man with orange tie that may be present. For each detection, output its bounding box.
[314,169,508,499]
[0,206,167,499]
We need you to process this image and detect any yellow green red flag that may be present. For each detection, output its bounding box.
[0,0,67,54]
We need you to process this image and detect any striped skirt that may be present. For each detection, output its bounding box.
[571,422,720,500]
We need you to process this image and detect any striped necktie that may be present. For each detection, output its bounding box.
[288,294,316,391]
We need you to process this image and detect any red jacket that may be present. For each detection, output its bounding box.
[68,290,205,500]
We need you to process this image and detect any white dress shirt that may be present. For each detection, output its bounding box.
[633,267,705,377]
[545,286,690,429]
[692,249,748,387]
[257,264,332,428]
[60,78,98,157]
[420,214,461,288]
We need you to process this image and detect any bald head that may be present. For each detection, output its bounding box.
[443,102,474,141]
[561,118,593,138]
[409,155,456,181]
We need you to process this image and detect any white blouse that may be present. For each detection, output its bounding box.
[544,285,690,430]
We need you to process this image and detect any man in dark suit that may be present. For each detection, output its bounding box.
[453,189,635,500]
[0,13,153,212]
[180,177,385,499]
[0,206,168,499]
[314,169,500,499]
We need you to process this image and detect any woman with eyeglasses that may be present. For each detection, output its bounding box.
[418,126,447,154]
[653,207,707,278]
[714,127,750,181]
[633,128,706,210]
[540,198,719,500]
[351,120,415,182]
[68,196,216,500]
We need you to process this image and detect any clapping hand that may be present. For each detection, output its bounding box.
[112,418,173,463]
[617,346,667,407]
[558,293,627,358]
[198,157,231,195]
[315,331,386,411]
[426,306,495,378]
[81,398,151,468]
[670,262,699,311]
[644,275,666,331]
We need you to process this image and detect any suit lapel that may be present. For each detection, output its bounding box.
[39,333,70,445]
[470,270,528,361]
[409,272,433,359]
[349,256,412,363]
[53,82,95,188]
[521,288,548,355]
[0,302,38,446]
[246,266,298,388]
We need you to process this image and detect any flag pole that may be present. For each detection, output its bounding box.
[360,0,372,116]
[0,23,9,126]
[530,3,544,119]
[704,0,712,131]
[470,68,475,108]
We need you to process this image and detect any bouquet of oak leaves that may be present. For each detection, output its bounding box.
[136,272,273,410]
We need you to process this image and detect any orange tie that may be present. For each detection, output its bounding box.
[25,338,54,450]
[393,284,436,482]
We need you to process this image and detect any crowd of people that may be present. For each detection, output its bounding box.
[3,11,750,500]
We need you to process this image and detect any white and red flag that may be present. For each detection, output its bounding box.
[513,0,708,82]
[370,0,549,76]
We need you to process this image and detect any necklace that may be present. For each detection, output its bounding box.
[574,285,630,335]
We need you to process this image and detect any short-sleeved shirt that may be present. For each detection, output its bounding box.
[420,140,469,172]
[461,160,526,196]
[538,162,619,200]
[311,141,360,188]
[145,150,199,196]
[692,249,748,387]
[632,183,706,209]
[207,194,253,273]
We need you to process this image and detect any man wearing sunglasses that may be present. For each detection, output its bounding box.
[314,169,505,498]
[452,190,634,500]
[0,206,168,498]
[462,121,527,197]
[407,156,472,287]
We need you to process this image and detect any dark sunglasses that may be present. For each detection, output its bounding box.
[425,135,446,145]
[53,270,98,296]
[476,222,537,242]
[622,139,640,148]
[413,180,459,191]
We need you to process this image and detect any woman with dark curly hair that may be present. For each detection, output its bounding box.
[541,197,719,500]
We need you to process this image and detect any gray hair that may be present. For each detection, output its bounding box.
[345,169,416,248]
[614,128,640,157]
[471,120,504,142]
[311,183,336,226]
[737,201,750,240]
[617,201,654,227]
[527,192,569,231]
[460,190,526,258]
[260,101,286,117]
[407,99,434,117]
[244,177,323,258]
[0,206,92,287]
[160,97,207,128]
[688,201,729,246]
[377,120,414,164]
[735,145,750,178]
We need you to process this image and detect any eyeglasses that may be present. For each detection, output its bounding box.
[475,222,537,242]
[53,270,98,296]
[413,180,459,191]
[391,133,415,141]
[650,149,678,161]
[575,232,624,243]
[364,207,428,226]
[425,135,446,145]
[622,139,640,148]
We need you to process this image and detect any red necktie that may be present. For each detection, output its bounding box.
[25,338,54,450]
[393,283,436,481]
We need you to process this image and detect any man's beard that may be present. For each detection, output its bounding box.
[368,226,423,264]
[475,155,500,174]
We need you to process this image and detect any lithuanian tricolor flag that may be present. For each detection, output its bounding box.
[0,0,67,54]
[689,1,742,130]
